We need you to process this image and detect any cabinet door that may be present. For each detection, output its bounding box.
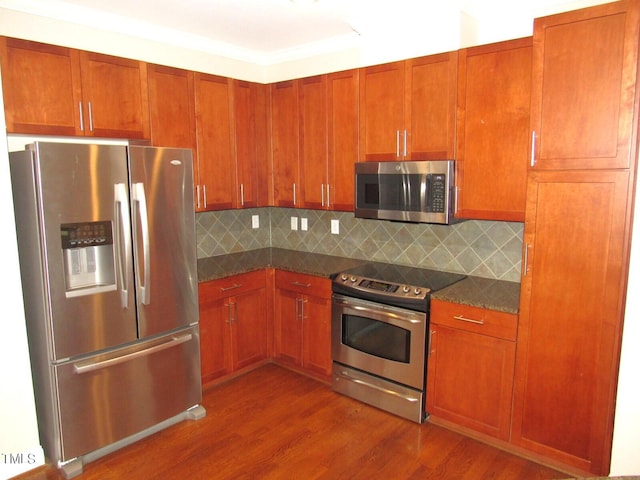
[234,80,268,208]
[232,287,268,370]
[273,288,303,367]
[530,1,639,170]
[198,296,233,383]
[405,52,457,160]
[148,65,196,150]
[359,61,404,161]
[327,69,359,211]
[456,38,532,221]
[194,73,235,210]
[299,75,328,209]
[301,293,332,378]
[78,51,150,139]
[513,169,631,474]
[0,37,82,135]
[271,80,300,206]
[426,324,515,440]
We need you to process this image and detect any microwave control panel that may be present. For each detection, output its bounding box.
[426,174,446,213]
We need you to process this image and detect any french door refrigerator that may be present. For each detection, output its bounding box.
[9,142,205,478]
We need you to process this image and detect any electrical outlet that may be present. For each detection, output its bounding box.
[251,215,259,229]
[331,219,339,235]
[291,216,298,231]
[301,218,308,231]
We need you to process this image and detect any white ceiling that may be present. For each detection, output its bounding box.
[0,0,614,66]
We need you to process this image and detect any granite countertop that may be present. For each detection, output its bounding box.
[198,248,520,314]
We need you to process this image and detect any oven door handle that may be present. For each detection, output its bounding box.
[337,369,419,403]
[337,301,424,324]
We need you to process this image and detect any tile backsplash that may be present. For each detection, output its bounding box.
[196,207,523,282]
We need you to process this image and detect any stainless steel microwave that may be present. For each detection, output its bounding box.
[354,160,457,224]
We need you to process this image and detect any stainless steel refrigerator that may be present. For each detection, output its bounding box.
[9,142,205,478]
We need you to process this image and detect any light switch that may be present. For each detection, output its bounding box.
[291,217,298,231]
[331,219,339,235]
[251,215,259,229]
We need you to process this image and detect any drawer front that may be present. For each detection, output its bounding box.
[430,299,517,341]
[199,270,266,303]
[275,269,331,297]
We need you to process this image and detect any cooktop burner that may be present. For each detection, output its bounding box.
[332,262,466,311]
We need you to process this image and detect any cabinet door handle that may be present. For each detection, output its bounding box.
[88,101,94,132]
[523,243,530,277]
[220,283,242,292]
[403,129,407,158]
[396,130,400,158]
[326,184,330,208]
[195,185,201,210]
[293,183,297,206]
[428,330,435,357]
[203,184,207,208]
[240,184,245,207]
[321,184,325,207]
[530,131,537,167]
[453,315,484,325]
[78,101,85,131]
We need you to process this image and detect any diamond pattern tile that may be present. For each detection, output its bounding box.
[196,207,524,281]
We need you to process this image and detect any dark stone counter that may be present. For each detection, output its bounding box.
[198,248,520,314]
[431,275,520,314]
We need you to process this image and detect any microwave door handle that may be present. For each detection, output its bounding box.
[133,182,151,305]
[114,183,131,309]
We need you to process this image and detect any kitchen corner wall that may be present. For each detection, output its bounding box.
[196,208,523,282]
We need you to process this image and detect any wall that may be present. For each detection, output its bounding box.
[196,208,523,282]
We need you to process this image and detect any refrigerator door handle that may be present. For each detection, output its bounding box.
[73,333,193,374]
[133,182,151,305]
[114,183,131,308]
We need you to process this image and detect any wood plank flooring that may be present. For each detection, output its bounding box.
[15,364,567,480]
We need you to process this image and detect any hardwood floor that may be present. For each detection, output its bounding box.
[15,364,567,480]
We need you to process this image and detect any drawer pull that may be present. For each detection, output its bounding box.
[220,283,242,292]
[290,281,311,288]
[453,314,484,325]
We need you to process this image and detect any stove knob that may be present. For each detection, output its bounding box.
[402,285,410,293]
[414,288,422,296]
[350,276,358,283]
[340,274,348,282]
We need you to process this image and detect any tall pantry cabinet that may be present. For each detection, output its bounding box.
[512,1,640,475]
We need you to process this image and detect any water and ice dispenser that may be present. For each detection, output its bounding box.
[61,221,117,297]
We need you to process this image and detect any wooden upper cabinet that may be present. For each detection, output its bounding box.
[456,38,532,221]
[359,61,405,161]
[359,52,456,161]
[270,80,300,207]
[78,51,150,139]
[194,73,235,211]
[513,169,631,474]
[1,37,82,135]
[147,64,196,150]
[327,69,359,211]
[405,52,457,160]
[530,0,640,170]
[1,38,150,139]
[234,80,269,208]
[299,75,328,210]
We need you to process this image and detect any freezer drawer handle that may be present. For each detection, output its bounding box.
[73,334,192,374]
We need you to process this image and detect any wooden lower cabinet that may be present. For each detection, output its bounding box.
[273,270,332,380]
[426,299,517,441]
[198,270,269,384]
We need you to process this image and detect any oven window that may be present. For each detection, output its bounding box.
[342,314,410,363]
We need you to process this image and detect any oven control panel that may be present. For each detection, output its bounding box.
[334,273,429,300]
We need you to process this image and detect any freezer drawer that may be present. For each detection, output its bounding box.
[52,326,202,461]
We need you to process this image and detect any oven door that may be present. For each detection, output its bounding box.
[331,293,427,390]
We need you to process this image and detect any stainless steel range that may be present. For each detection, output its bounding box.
[331,262,465,423]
